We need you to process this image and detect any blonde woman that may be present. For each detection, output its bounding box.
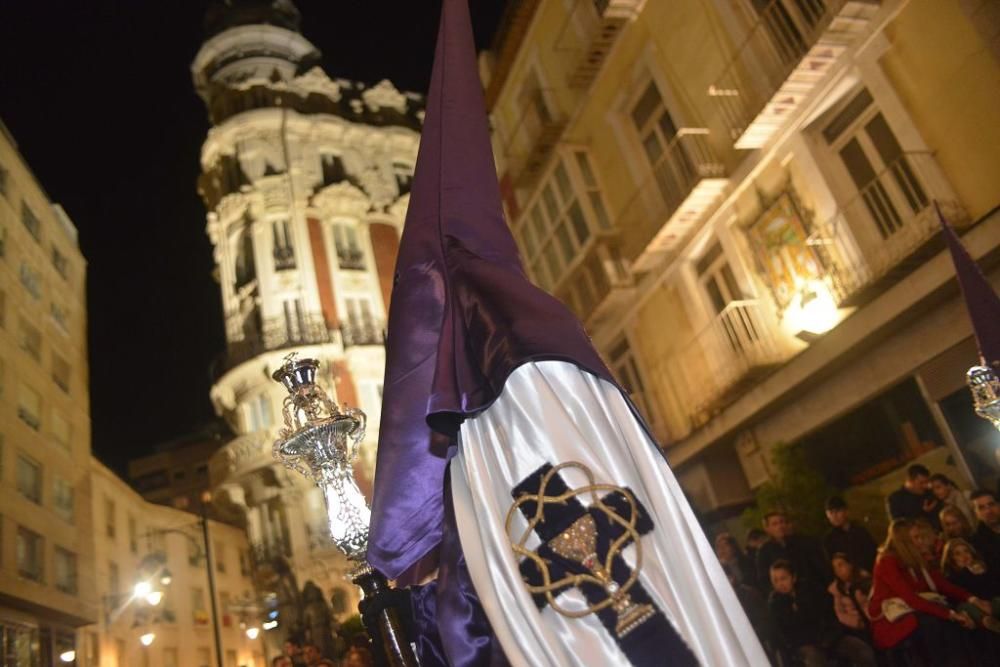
[940,505,974,541]
[941,538,1000,632]
[868,520,987,663]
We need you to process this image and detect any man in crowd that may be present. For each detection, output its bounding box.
[886,464,941,529]
[756,510,830,588]
[823,495,877,574]
[971,489,1000,568]
[302,643,336,667]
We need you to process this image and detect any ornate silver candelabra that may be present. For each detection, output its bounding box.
[967,363,1000,432]
[271,354,416,666]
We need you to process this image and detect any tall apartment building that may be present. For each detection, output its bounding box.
[192,0,421,646]
[87,458,260,667]
[484,0,1000,529]
[0,120,97,663]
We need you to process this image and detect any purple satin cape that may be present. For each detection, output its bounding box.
[368,0,612,584]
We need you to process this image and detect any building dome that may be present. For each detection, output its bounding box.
[204,0,302,38]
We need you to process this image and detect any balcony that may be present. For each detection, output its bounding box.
[709,0,879,149]
[555,238,636,327]
[667,300,791,426]
[336,246,366,271]
[617,129,727,272]
[502,89,567,191]
[809,151,968,307]
[251,540,290,570]
[341,319,385,348]
[564,0,647,89]
[214,312,334,377]
[273,245,296,271]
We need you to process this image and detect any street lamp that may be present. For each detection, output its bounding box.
[58,650,75,663]
[139,632,156,647]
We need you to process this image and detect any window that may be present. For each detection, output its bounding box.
[128,515,138,553]
[234,227,256,288]
[51,411,71,450]
[342,296,379,345]
[17,383,41,431]
[16,454,42,504]
[333,223,365,270]
[320,153,347,186]
[226,650,237,667]
[215,541,226,573]
[109,561,119,596]
[247,393,273,432]
[192,588,208,624]
[18,318,41,360]
[696,242,744,315]
[220,591,232,626]
[16,526,44,581]
[822,88,929,239]
[517,153,609,291]
[631,82,697,211]
[51,247,69,280]
[21,202,41,242]
[50,302,69,333]
[54,547,77,594]
[19,263,41,301]
[52,355,70,393]
[105,497,116,539]
[197,647,211,667]
[53,478,74,522]
[608,338,654,421]
[239,549,251,576]
[282,299,305,341]
[172,469,186,482]
[188,539,202,566]
[272,220,295,270]
[163,648,179,667]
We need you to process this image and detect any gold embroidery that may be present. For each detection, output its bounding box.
[505,462,655,637]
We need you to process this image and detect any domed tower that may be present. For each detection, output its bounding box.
[192,0,422,642]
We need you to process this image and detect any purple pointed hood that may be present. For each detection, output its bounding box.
[938,203,1000,367]
[368,0,613,582]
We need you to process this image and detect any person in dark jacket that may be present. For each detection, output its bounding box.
[941,538,1000,632]
[886,464,942,529]
[972,489,1000,570]
[768,560,876,666]
[823,495,877,574]
[715,532,757,590]
[756,511,830,588]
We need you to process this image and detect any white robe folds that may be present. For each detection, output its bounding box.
[451,360,768,666]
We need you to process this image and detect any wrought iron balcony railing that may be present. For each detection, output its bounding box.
[501,88,566,190]
[273,245,296,271]
[809,151,967,306]
[563,0,647,89]
[709,0,878,149]
[666,299,790,426]
[341,319,385,348]
[215,312,334,377]
[616,129,727,271]
[336,246,366,271]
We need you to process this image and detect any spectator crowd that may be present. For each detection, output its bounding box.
[715,464,1000,666]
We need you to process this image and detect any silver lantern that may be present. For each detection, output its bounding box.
[967,364,1000,432]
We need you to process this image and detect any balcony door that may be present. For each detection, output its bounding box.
[695,242,759,354]
[631,82,695,211]
[823,88,929,241]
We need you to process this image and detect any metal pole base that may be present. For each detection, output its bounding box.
[352,563,418,667]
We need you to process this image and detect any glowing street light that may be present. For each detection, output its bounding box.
[262,620,278,631]
[145,591,164,606]
[245,627,260,640]
[59,650,76,663]
[159,569,173,587]
[134,581,153,599]
[139,633,156,647]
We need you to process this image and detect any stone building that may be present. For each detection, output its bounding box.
[88,458,261,667]
[483,0,1000,532]
[191,0,421,650]
[0,119,97,663]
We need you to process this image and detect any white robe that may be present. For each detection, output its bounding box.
[451,360,768,666]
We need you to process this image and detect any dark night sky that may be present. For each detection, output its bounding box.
[0,1,507,474]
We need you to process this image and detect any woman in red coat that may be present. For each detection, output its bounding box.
[868,519,990,664]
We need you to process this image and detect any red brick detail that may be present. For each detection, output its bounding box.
[307,217,338,329]
[331,360,359,412]
[369,223,400,312]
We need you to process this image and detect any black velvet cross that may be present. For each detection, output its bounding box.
[510,463,697,667]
